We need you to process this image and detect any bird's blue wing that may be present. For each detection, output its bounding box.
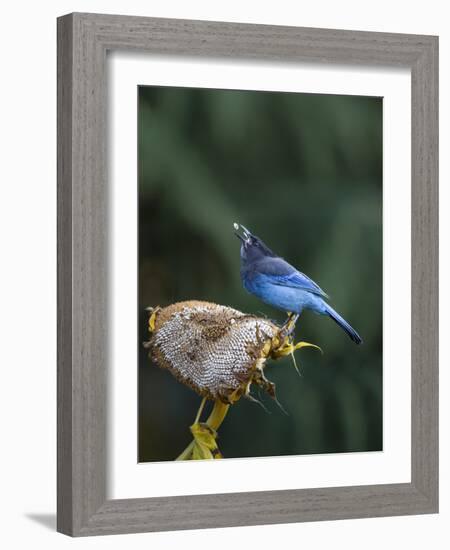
[267,271,329,298]
[254,257,329,298]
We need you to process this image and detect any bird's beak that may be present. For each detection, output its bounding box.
[233,223,251,244]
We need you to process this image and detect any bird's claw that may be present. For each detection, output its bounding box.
[279,313,299,339]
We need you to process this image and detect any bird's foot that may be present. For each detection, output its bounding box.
[279,313,299,340]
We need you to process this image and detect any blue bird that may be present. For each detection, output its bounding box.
[234,223,362,344]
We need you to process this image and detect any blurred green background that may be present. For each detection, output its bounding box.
[138,85,382,462]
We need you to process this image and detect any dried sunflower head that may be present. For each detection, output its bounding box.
[144,300,319,405]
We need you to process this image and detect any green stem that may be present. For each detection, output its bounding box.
[194,396,207,425]
[206,400,229,430]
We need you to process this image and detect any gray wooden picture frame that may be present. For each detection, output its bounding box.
[57,12,439,537]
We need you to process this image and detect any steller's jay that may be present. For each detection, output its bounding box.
[234,223,362,344]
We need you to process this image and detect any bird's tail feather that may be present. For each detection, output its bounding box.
[325,305,362,345]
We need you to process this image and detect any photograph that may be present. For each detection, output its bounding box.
[139,85,383,462]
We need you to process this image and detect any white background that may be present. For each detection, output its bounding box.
[0,1,447,549]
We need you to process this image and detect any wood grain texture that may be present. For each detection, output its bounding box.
[57,12,439,536]
[57,14,74,535]
[410,36,439,507]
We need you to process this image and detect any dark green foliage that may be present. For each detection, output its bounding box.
[138,85,382,461]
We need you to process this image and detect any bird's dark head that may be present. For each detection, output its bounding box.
[233,223,276,265]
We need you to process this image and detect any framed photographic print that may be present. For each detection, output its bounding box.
[57,13,438,536]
